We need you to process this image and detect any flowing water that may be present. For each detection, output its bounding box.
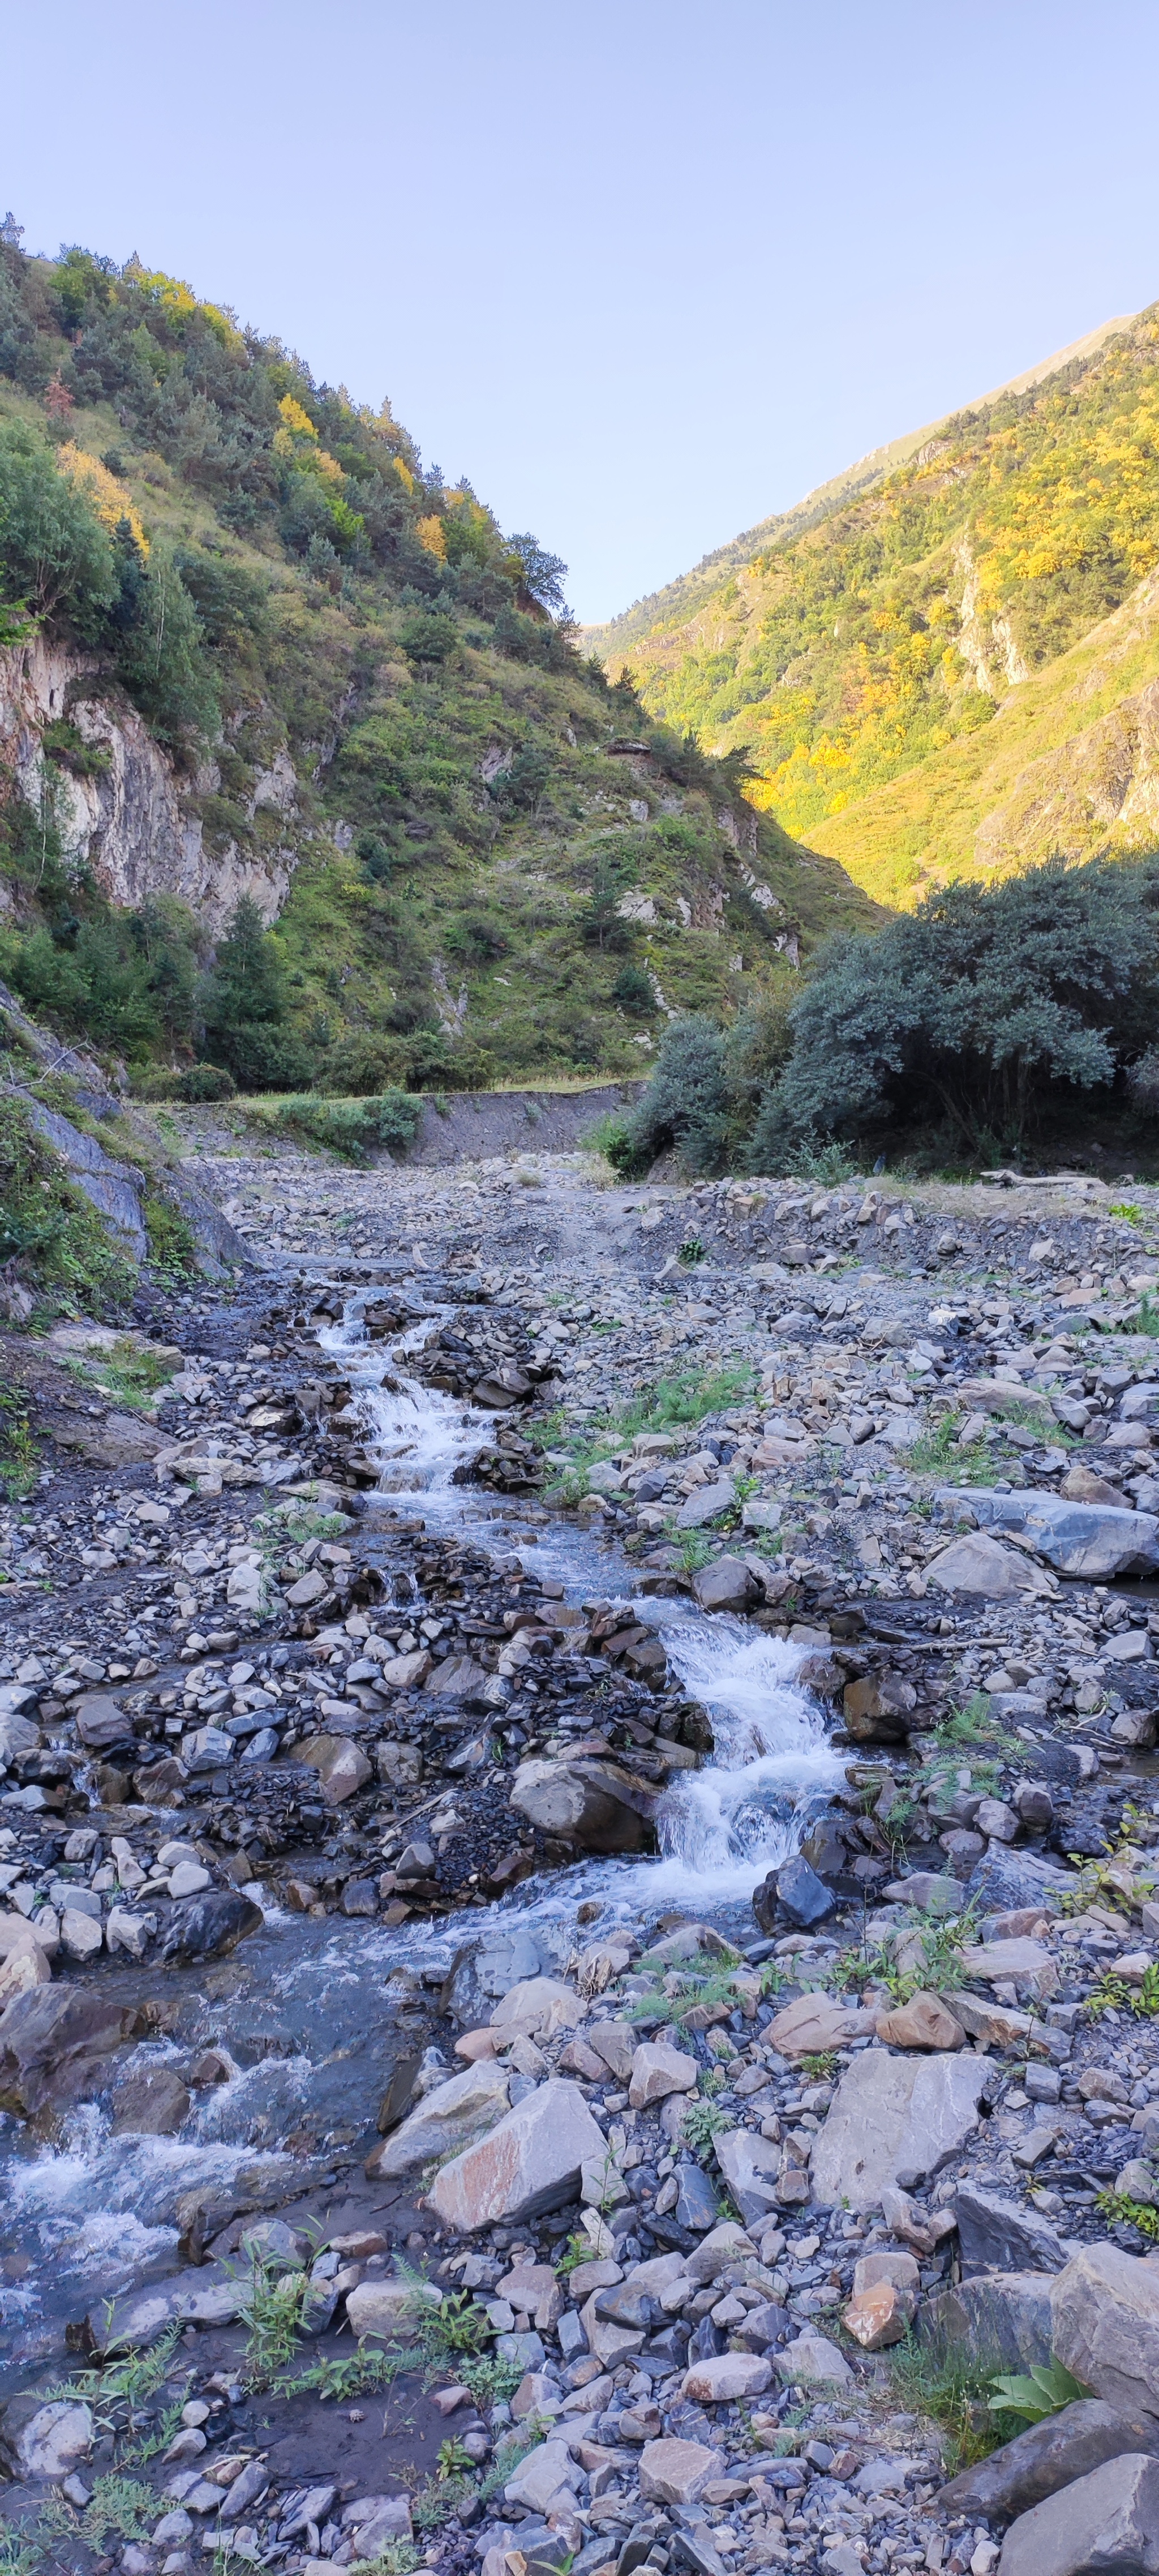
[0,1293,842,2374]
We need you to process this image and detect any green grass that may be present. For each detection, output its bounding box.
[235,2248,311,2386]
[0,1388,37,1499]
[540,1362,756,1504]
[247,1090,422,1164]
[41,2475,153,2547]
[888,2330,1005,2475]
[144,1193,198,1276]
[0,1094,135,1318]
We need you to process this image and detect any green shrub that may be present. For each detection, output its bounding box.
[255,1089,421,1162]
[0,418,117,636]
[143,1195,198,1274]
[613,1013,729,1176]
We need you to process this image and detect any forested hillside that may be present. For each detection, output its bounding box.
[591,309,1159,907]
[0,225,874,1094]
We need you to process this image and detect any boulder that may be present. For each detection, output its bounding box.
[714,2128,784,2228]
[429,2078,607,2231]
[875,1991,964,2051]
[774,2332,854,2389]
[765,1854,839,1929]
[810,2048,990,2211]
[72,1691,135,1751]
[939,2400,1159,2522]
[639,2437,726,2506]
[685,2221,757,2283]
[365,2064,512,2179]
[0,1986,144,2119]
[111,2067,191,2135]
[377,1650,433,1693]
[296,1734,374,1805]
[843,2278,913,2351]
[425,1655,493,1704]
[939,1488,1159,1581]
[767,1993,877,2058]
[966,1845,1075,1917]
[955,2184,1072,2278]
[509,1757,653,1853]
[160,1892,262,1963]
[843,1673,918,1742]
[925,1534,1055,1598]
[629,2041,698,2108]
[1051,2244,1159,2427]
[681,2351,772,2403]
[80,2264,244,2355]
[679,1480,736,1531]
[491,1978,586,2041]
[2,2398,93,2480]
[691,1557,761,1613]
[586,2021,636,2080]
[345,2277,442,2342]
[888,1871,964,1917]
[997,2453,1159,2576]
[919,2273,1055,2374]
[504,2437,583,2514]
[960,1938,1059,2002]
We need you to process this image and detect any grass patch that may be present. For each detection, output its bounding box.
[0,1388,37,1499]
[0,1094,134,1317]
[41,2474,153,2547]
[888,2329,1003,2475]
[1095,2188,1159,2239]
[682,2096,729,2158]
[144,1193,198,1276]
[235,2248,310,2386]
[248,1090,422,1165]
[65,1333,181,1411]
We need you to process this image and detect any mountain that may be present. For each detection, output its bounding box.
[586,309,1159,908]
[0,232,877,1097]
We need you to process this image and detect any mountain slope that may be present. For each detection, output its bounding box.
[589,307,1159,907]
[0,233,878,1093]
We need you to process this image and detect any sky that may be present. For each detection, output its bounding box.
[6,1,1159,626]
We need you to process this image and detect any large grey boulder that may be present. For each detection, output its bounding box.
[80,2264,243,2355]
[715,2128,784,2227]
[955,2184,1073,2277]
[428,2078,607,2230]
[810,2047,989,2210]
[510,1756,656,1853]
[364,2063,511,2179]
[0,2398,93,2480]
[925,1533,1055,1598]
[0,1986,144,2120]
[920,2273,1054,2374]
[998,2453,1159,2576]
[691,1555,761,1611]
[1051,2244,1159,2426]
[939,2400,1159,2521]
[938,1487,1159,1579]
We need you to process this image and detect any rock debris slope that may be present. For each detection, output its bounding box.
[4,1129,1159,2576]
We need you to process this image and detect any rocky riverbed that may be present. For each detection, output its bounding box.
[6,1131,1159,2576]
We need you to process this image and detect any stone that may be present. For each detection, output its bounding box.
[842,2279,913,2350]
[961,1938,1059,2002]
[105,1907,152,1960]
[354,2500,415,2554]
[920,2273,1055,2373]
[956,2185,1071,2277]
[112,2067,191,2135]
[767,1993,877,2058]
[285,1570,329,1607]
[504,2437,584,2513]
[889,1871,965,1917]
[679,1480,736,1531]
[810,2046,989,2210]
[430,2078,607,2230]
[681,2351,772,2403]
[639,2437,725,2506]
[345,2278,442,2341]
[510,1758,651,1854]
[297,1733,374,1805]
[842,1673,918,1742]
[8,2399,93,2479]
[365,2063,511,2178]
[217,2455,272,2524]
[675,2161,723,2231]
[774,2332,854,2389]
[967,1844,1075,1917]
[492,1978,586,2041]
[976,1797,1021,1842]
[82,2264,244,2355]
[0,1986,143,2120]
[181,1724,235,1771]
[926,1533,1055,1597]
[1051,2245,1159,2427]
[586,2020,636,2080]
[769,1854,839,1928]
[714,2128,784,2228]
[685,2219,757,2282]
[876,1991,964,2051]
[377,1649,433,1692]
[629,2041,698,2108]
[0,1923,51,2005]
[940,1488,1159,1581]
[939,2401,1159,2521]
[691,1557,761,1613]
[160,1892,262,1962]
[73,1691,135,1751]
[997,2453,1159,2576]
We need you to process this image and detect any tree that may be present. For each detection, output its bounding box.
[753,856,1159,1164]
[199,897,313,1088]
[611,1014,729,1176]
[0,419,116,634]
[506,533,569,618]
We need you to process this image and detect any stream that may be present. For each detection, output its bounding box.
[0,1293,842,2378]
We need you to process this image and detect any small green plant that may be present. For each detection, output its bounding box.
[677,1237,706,1266]
[235,2249,310,2385]
[437,2437,475,2479]
[682,2096,728,2157]
[888,2330,1001,2474]
[988,2361,1088,2423]
[0,2526,41,2575]
[666,1522,716,1572]
[275,2347,402,2404]
[347,2546,421,2576]
[1109,1201,1143,1223]
[41,2474,152,2545]
[1133,1294,1159,1336]
[144,1194,198,1276]
[1095,2188,1159,2240]
[799,2050,838,2082]
[0,1390,37,1499]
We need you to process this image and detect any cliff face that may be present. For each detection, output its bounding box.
[0,638,298,932]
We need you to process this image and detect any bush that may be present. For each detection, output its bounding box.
[199,897,315,1090]
[756,856,1159,1163]
[255,1089,422,1163]
[135,1062,235,1102]
[0,1096,134,1313]
[0,418,117,636]
[612,1014,730,1176]
[612,963,655,1013]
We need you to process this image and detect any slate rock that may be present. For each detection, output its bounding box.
[956,2184,1072,2278]
[509,1757,651,1853]
[1051,2243,1159,2427]
[690,1556,761,1613]
[940,1488,1159,1580]
[767,1992,878,2056]
[939,2399,1159,2521]
[111,2067,191,2136]
[160,1892,263,1963]
[810,2046,989,2210]
[1,2398,93,2480]
[673,2162,722,2232]
[714,2127,784,2228]
[681,2351,772,2403]
[430,2078,607,2230]
[366,2063,511,2179]
[925,1533,1054,1598]
[770,1854,839,1928]
[919,2272,1055,2373]
[80,2264,244,2355]
[774,2331,854,2389]
[639,2437,725,2505]
[997,2451,1159,2576]
[0,1986,144,2119]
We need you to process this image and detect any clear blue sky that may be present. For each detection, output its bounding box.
[6,1,1159,624]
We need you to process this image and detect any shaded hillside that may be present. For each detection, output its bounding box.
[591,307,1159,907]
[0,229,876,1091]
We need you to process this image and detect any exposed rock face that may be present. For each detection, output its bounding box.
[1050,2245,1159,2427]
[0,636,297,933]
[940,1486,1159,1578]
[920,2272,1055,2373]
